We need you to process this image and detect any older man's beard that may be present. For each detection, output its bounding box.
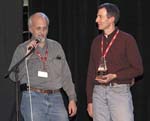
[31,36,46,43]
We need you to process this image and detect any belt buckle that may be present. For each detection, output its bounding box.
[109,83,115,87]
[50,90,55,94]
[109,83,112,87]
[49,89,59,94]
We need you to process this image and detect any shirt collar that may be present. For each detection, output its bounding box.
[103,27,119,40]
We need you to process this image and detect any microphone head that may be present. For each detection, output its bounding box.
[36,37,45,42]
[31,36,45,43]
[35,38,41,42]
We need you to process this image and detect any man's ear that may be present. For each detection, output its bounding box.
[28,27,32,33]
[110,16,115,23]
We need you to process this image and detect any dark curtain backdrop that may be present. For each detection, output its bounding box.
[141,1,150,121]
[0,0,149,121]
[0,0,23,121]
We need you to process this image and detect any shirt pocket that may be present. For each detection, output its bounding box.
[47,56,63,77]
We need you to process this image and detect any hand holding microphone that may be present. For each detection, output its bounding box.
[26,38,41,55]
[27,38,41,50]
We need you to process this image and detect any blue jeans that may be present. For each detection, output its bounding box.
[20,91,69,121]
[93,84,134,121]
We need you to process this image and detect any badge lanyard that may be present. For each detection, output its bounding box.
[35,47,48,70]
[101,30,119,58]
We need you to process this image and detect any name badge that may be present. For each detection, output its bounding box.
[38,71,48,78]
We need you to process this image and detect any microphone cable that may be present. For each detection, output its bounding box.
[25,57,34,121]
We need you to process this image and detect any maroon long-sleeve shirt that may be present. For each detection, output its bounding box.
[86,28,144,103]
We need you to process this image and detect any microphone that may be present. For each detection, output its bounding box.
[35,38,41,43]
[28,38,41,50]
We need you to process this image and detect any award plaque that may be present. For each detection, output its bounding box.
[97,57,108,76]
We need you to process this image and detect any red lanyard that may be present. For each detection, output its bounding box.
[101,30,119,58]
[35,47,48,64]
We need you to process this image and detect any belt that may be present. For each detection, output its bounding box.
[99,82,130,87]
[99,82,117,86]
[20,84,60,94]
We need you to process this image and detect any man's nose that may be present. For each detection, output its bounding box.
[39,29,44,33]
